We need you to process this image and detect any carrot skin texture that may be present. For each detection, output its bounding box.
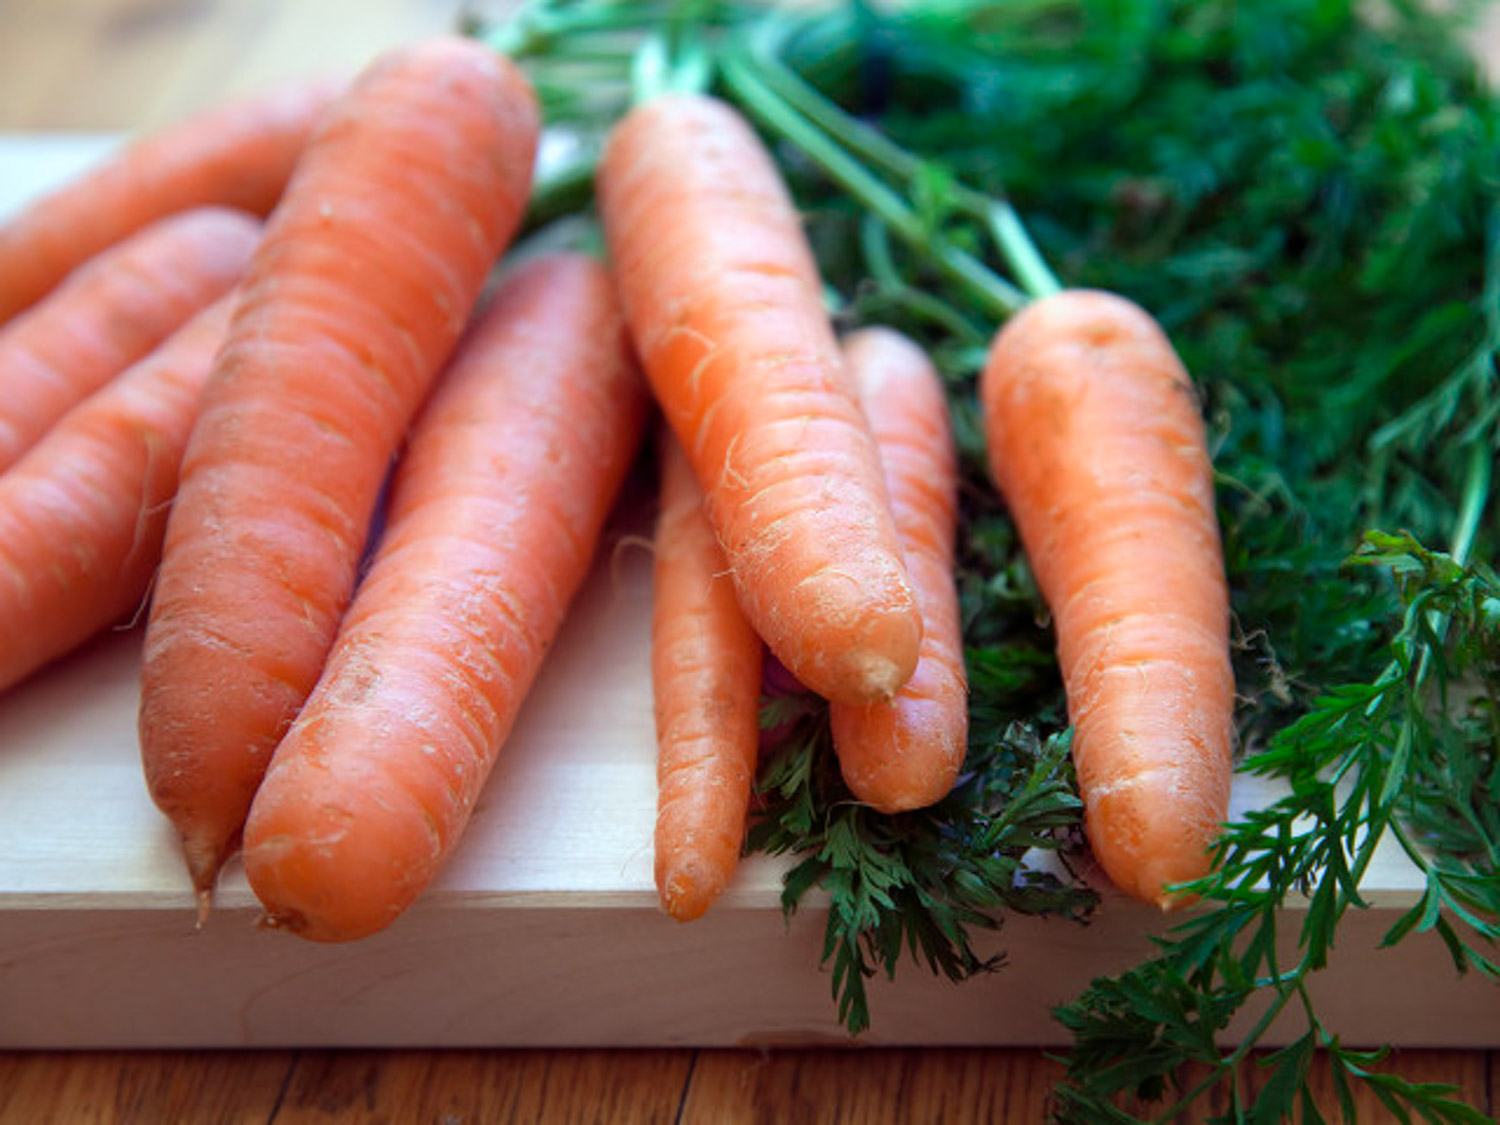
[0,207,259,472]
[240,253,649,942]
[0,296,234,694]
[0,77,338,324]
[138,36,540,909]
[597,92,921,708]
[829,328,967,813]
[652,428,764,921]
[979,288,1234,908]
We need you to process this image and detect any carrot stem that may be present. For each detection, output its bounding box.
[987,200,1063,299]
[630,32,712,105]
[719,50,1028,322]
[1445,439,1490,571]
[742,21,925,185]
[731,22,1062,302]
[857,213,988,345]
[1363,441,1492,809]
[478,2,659,58]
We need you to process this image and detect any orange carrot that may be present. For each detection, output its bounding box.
[0,296,235,695]
[596,92,921,708]
[651,426,765,921]
[240,253,649,942]
[0,207,258,472]
[979,288,1234,908]
[0,77,338,324]
[829,327,967,813]
[138,36,540,916]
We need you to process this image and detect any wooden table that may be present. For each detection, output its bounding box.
[0,1,1496,1120]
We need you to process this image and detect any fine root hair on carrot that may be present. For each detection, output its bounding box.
[0,76,340,325]
[0,294,236,697]
[239,252,649,942]
[596,90,921,708]
[137,35,542,917]
[829,326,968,814]
[979,288,1235,909]
[0,206,260,473]
[651,425,765,921]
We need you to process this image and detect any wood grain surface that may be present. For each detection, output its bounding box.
[0,1048,1493,1122]
[0,0,1496,1121]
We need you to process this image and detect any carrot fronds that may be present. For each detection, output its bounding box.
[751,692,1096,1036]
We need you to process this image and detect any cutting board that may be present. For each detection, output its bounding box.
[0,136,1492,1050]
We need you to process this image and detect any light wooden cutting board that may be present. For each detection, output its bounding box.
[0,136,1490,1051]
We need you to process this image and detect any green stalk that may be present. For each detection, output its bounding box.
[739,19,1062,299]
[1372,442,1493,808]
[1445,440,1491,571]
[988,200,1063,298]
[857,213,989,344]
[629,30,714,104]
[475,1,692,58]
[720,50,1028,322]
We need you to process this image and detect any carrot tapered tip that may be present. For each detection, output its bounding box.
[1108,851,1209,913]
[181,833,230,927]
[658,858,727,922]
[193,887,213,930]
[847,650,908,704]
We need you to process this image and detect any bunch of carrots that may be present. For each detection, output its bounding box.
[0,25,1234,940]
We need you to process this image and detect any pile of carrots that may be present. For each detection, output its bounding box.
[0,33,1233,940]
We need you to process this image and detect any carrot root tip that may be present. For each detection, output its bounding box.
[1153,883,1201,913]
[659,861,723,922]
[193,887,212,930]
[1114,852,1210,912]
[256,909,305,936]
[847,650,906,704]
[181,834,229,922]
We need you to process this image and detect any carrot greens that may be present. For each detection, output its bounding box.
[749,693,1093,1035]
[485,0,1500,1115]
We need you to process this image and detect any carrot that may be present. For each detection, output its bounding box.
[0,207,259,472]
[979,288,1235,908]
[0,296,235,695]
[829,327,967,813]
[138,36,540,916]
[651,426,765,922]
[0,76,338,324]
[240,252,649,942]
[596,92,921,708]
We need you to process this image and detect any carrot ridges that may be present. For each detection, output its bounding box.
[0,295,235,698]
[830,327,968,814]
[137,35,541,913]
[0,77,339,325]
[651,426,764,921]
[980,288,1235,908]
[596,91,921,708]
[240,253,649,942]
[0,206,259,472]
